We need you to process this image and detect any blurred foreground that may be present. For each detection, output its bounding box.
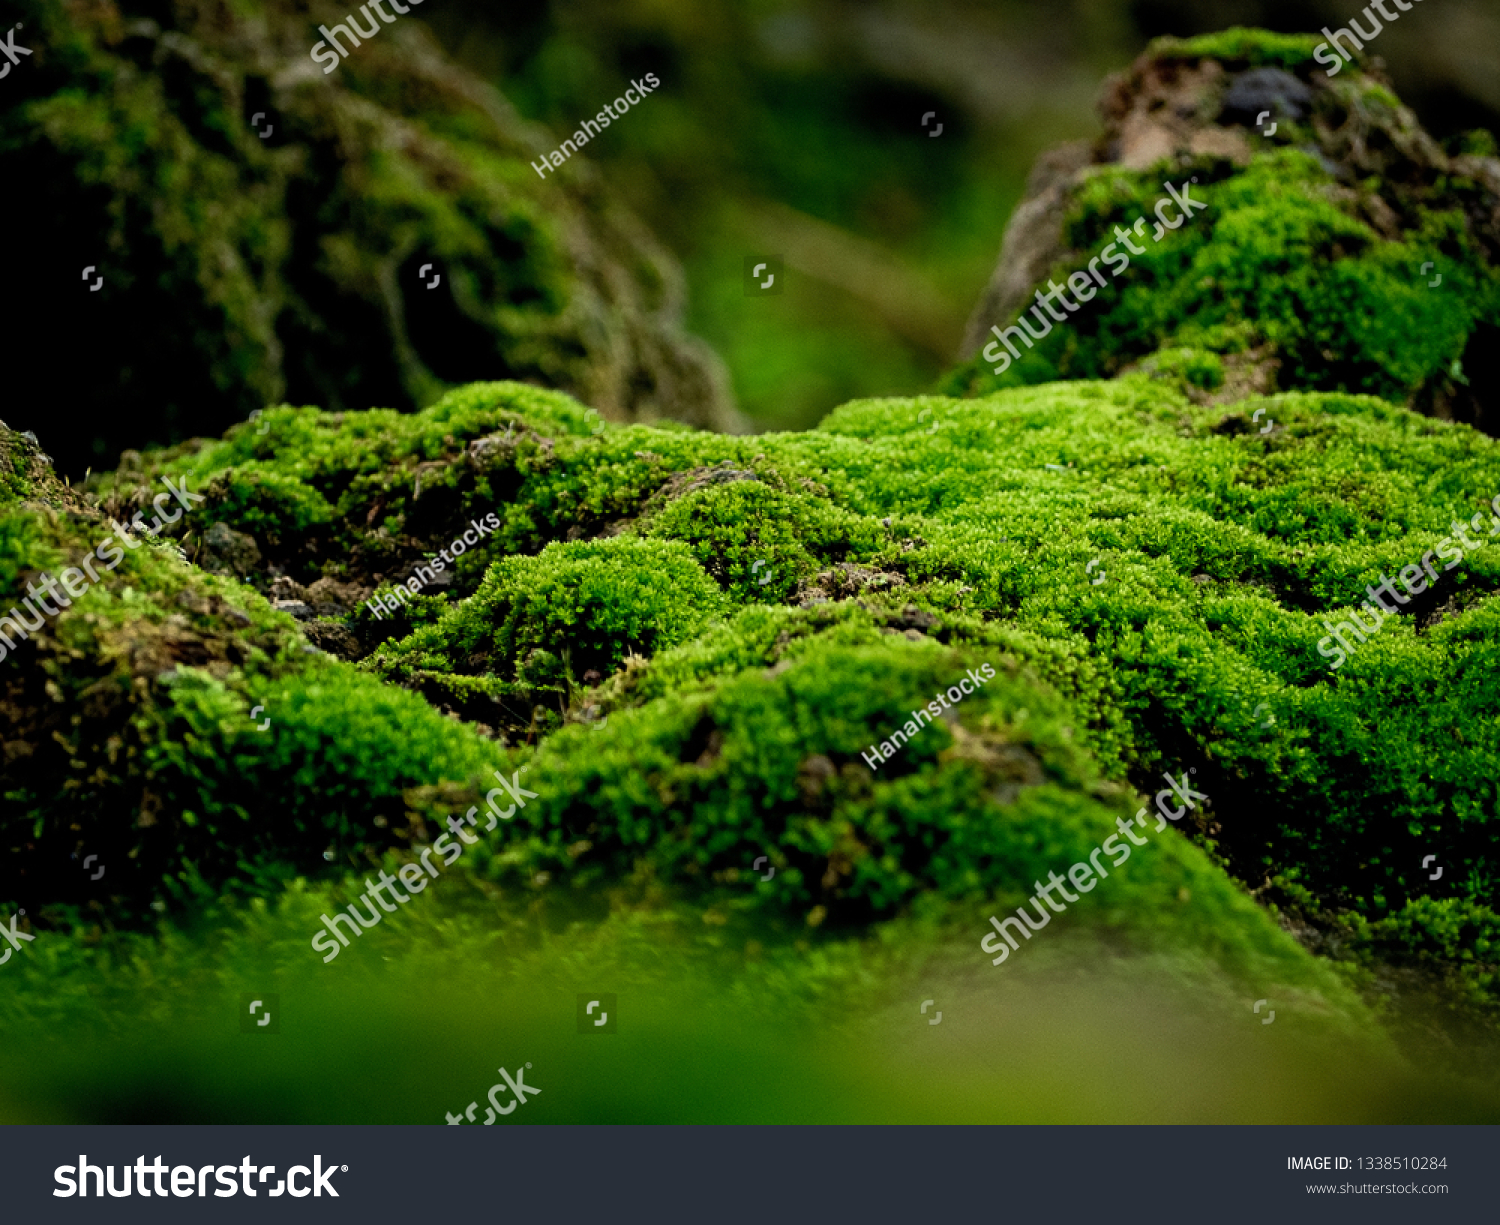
[4,885,1497,1124]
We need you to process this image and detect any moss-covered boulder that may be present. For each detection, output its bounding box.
[4,396,1380,1056]
[1,0,740,477]
[4,29,1500,1116]
[0,417,518,925]
[946,31,1500,433]
[9,351,1500,1032]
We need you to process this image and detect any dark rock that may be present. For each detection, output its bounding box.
[1220,67,1313,126]
[301,621,362,660]
[198,522,263,578]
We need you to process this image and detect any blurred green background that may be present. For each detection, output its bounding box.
[423,0,1500,431]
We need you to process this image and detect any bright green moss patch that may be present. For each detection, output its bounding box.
[641,481,886,602]
[461,635,1311,976]
[128,661,513,916]
[366,536,730,696]
[42,371,1500,976]
[268,375,1500,1036]
[202,468,339,541]
[1138,344,1227,392]
[1349,898,1500,1013]
[942,152,1500,404]
[1153,28,1325,71]
[88,382,606,593]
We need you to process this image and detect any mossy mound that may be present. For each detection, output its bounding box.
[1,0,739,477]
[83,382,615,659]
[364,535,730,709]
[0,445,518,925]
[465,630,1323,990]
[10,361,1500,1027]
[946,30,1500,433]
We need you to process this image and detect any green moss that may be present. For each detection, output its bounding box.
[3,446,30,504]
[1138,345,1226,392]
[467,639,1242,946]
[203,468,339,541]
[0,427,76,509]
[366,535,730,694]
[152,368,1472,991]
[941,153,1500,404]
[4,0,736,476]
[9,31,1500,1058]
[132,661,512,904]
[0,486,516,926]
[10,360,1500,1083]
[1151,28,1325,71]
[10,24,1500,1115]
[88,382,607,592]
[641,481,885,602]
[1452,130,1499,159]
[1349,898,1500,1016]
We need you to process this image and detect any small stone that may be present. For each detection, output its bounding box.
[271,599,315,621]
[198,521,262,578]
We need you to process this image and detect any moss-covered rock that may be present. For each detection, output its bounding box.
[1,0,740,477]
[4,29,1499,1099]
[10,355,1499,1026]
[0,439,517,926]
[946,30,1500,433]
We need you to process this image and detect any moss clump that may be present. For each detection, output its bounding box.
[456,636,1348,997]
[1152,28,1326,72]
[1348,898,1500,1014]
[1138,343,1227,393]
[62,366,1500,985]
[0,425,82,511]
[89,383,599,601]
[945,150,1499,406]
[2,0,738,477]
[948,30,1500,435]
[0,467,515,926]
[365,536,729,704]
[640,479,886,602]
[266,371,1498,1025]
[19,361,1500,1005]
